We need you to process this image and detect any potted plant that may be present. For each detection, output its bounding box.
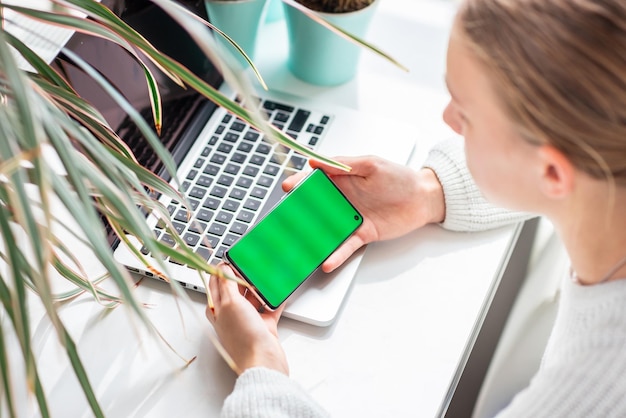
[0,0,347,416]
[281,0,407,85]
[202,0,406,86]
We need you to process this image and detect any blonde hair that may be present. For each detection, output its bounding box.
[458,0,626,185]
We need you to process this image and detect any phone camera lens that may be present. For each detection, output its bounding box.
[354,215,360,221]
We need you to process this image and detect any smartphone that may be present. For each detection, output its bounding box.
[224,169,363,310]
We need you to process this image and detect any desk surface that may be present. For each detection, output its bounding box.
[13,1,523,417]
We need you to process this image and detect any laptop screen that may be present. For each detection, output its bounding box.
[51,0,223,172]
[50,0,224,245]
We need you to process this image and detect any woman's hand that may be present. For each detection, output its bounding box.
[283,156,445,272]
[206,263,289,376]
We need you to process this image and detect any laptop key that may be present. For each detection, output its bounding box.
[215,211,234,224]
[237,141,253,152]
[197,208,214,222]
[210,153,227,165]
[243,198,261,211]
[188,199,200,211]
[172,222,186,235]
[229,188,246,200]
[186,169,198,180]
[217,143,233,153]
[263,164,280,176]
[183,233,200,247]
[231,152,247,164]
[287,109,310,132]
[224,163,240,175]
[203,164,220,176]
[160,234,176,247]
[223,233,239,246]
[174,209,190,223]
[224,132,239,142]
[250,187,267,199]
[208,223,226,236]
[202,197,219,210]
[275,112,289,123]
[196,175,213,188]
[231,121,245,132]
[189,186,206,199]
[214,246,228,259]
[217,174,234,186]
[270,153,286,165]
[236,210,255,223]
[236,176,253,189]
[256,143,271,154]
[243,131,259,142]
[257,175,273,188]
[196,246,212,261]
[200,235,220,249]
[249,155,265,166]
[289,155,307,170]
[230,222,248,235]
[223,199,240,212]
[210,186,227,198]
[243,166,259,177]
[188,221,207,234]
[263,100,294,113]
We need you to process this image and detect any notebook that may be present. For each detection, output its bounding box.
[49,1,416,326]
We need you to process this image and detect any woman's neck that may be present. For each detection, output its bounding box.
[553,184,626,285]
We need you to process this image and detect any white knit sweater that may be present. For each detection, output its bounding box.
[221,139,626,417]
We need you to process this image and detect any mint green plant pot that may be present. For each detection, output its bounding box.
[265,0,284,22]
[283,0,379,86]
[205,0,269,68]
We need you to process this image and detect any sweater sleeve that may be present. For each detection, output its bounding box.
[221,368,330,418]
[422,137,534,232]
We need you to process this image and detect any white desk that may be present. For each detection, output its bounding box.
[12,1,524,417]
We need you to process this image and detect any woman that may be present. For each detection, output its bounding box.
[207,0,626,416]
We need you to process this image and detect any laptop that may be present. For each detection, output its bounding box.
[48,0,416,326]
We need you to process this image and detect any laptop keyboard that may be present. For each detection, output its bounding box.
[142,96,331,268]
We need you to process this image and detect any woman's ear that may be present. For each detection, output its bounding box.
[537,145,576,199]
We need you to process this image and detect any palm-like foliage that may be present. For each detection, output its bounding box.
[0,0,352,416]
[0,0,407,415]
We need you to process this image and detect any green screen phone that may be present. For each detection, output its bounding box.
[224,169,363,310]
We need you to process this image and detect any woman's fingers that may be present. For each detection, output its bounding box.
[207,264,238,319]
[321,234,366,272]
[215,265,237,303]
